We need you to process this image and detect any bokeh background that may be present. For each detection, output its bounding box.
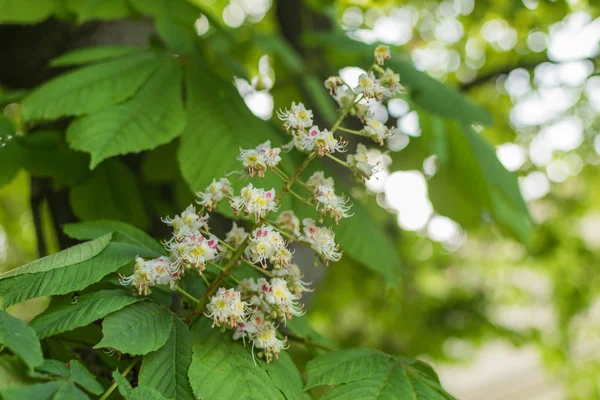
[2,1,600,399]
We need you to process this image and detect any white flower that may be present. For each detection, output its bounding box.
[333,86,355,109]
[206,287,248,328]
[273,264,312,295]
[379,68,402,95]
[245,226,288,267]
[313,185,353,223]
[274,210,301,236]
[223,222,248,248]
[347,143,377,178]
[196,178,233,210]
[306,171,335,190]
[276,101,313,131]
[299,126,346,156]
[251,320,288,363]
[374,44,391,65]
[162,205,208,239]
[301,218,342,265]
[264,278,304,319]
[120,256,177,295]
[356,72,383,101]
[165,233,219,272]
[231,184,278,219]
[324,76,344,95]
[237,140,281,177]
[362,116,395,146]
[234,77,255,97]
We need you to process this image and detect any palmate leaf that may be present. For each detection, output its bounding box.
[23,52,160,121]
[63,220,166,257]
[113,369,134,398]
[139,316,195,400]
[178,58,295,212]
[188,318,304,400]
[52,382,89,400]
[95,302,172,356]
[50,46,146,68]
[30,289,145,339]
[69,160,150,229]
[0,311,44,370]
[67,56,185,168]
[68,360,103,395]
[129,386,170,400]
[305,349,455,400]
[0,241,145,309]
[0,233,111,279]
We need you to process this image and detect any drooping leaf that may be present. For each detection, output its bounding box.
[30,289,145,339]
[334,194,401,283]
[0,381,62,400]
[50,46,146,67]
[4,130,89,188]
[305,349,455,400]
[139,316,194,400]
[0,241,144,309]
[95,302,172,356]
[0,233,111,279]
[23,52,160,121]
[69,160,150,229]
[63,220,165,257]
[67,57,185,168]
[188,318,293,400]
[0,0,56,23]
[68,360,103,395]
[112,369,133,398]
[64,0,131,23]
[0,311,44,370]
[178,59,294,212]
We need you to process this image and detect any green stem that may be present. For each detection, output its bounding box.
[337,126,370,138]
[176,287,200,304]
[326,153,350,168]
[284,331,336,352]
[98,358,139,400]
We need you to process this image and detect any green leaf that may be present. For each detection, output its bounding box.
[35,359,70,378]
[188,318,286,400]
[30,289,145,339]
[178,59,294,213]
[112,369,133,398]
[95,302,172,356]
[69,360,103,395]
[305,349,455,400]
[63,220,165,257]
[50,46,146,67]
[0,381,62,400]
[52,382,89,400]
[23,52,160,121]
[0,241,143,309]
[0,233,111,279]
[261,351,305,400]
[335,197,401,283]
[139,316,194,400]
[0,0,55,23]
[0,116,20,187]
[67,57,185,168]
[64,0,131,23]
[69,160,150,229]
[7,130,89,188]
[0,311,44,369]
[129,386,170,400]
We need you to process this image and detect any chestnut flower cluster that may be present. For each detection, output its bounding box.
[120,44,401,363]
